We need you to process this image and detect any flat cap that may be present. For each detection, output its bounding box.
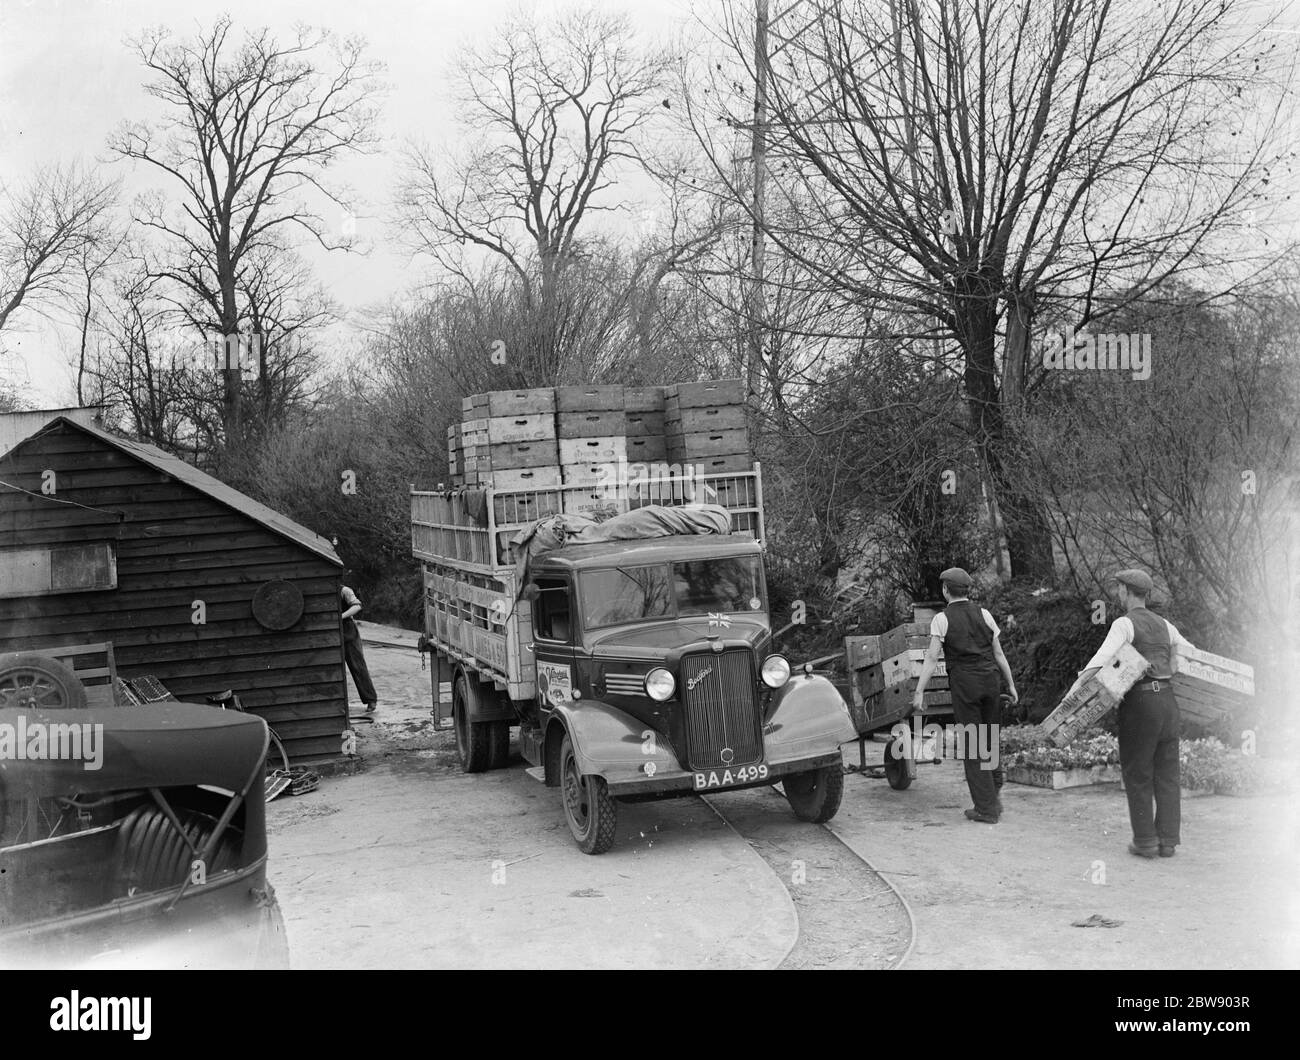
[1114,569,1154,593]
[939,567,973,588]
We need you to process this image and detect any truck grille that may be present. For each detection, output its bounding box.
[679,650,763,771]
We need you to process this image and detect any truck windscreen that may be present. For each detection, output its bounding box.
[581,556,765,629]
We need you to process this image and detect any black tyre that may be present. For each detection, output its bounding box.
[560,733,617,854]
[487,721,511,770]
[784,764,845,823]
[883,741,913,790]
[0,653,87,710]
[453,674,493,773]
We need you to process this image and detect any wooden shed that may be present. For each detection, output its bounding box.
[0,417,348,765]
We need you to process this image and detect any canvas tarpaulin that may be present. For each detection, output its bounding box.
[509,504,732,586]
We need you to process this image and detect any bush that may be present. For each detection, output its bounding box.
[981,580,1106,724]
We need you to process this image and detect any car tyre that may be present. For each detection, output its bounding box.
[783,764,845,823]
[0,652,88,710]
[560,733,617,854]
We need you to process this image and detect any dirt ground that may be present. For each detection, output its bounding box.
[265,625,1300,969]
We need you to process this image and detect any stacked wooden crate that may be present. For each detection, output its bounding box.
[1172,646,1254,727]
[555,385,628,515]
[665,379,750,476]
[1040,642,1148,747]
[460,390,561,492]
[842,621,950,733]
[623,385,667,491]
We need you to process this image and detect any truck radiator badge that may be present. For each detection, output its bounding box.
[686,666,714,691]
[720,747,735,765]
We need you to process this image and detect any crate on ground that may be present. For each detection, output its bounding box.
[1040,642,1148,747]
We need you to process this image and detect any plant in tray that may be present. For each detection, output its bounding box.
[1005,730,1120,771]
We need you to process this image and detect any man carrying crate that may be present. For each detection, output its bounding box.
[914,568,1019,824]
[1071,569,1196,859]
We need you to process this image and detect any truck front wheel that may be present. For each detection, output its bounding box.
[560,733,617,854]
[783,764,844,823]
[453,674,501,773]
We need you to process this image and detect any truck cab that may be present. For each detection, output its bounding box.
[518,535,857,852]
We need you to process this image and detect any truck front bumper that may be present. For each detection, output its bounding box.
[603,750,843,798]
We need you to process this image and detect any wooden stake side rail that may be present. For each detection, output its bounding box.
[411,465,766,575]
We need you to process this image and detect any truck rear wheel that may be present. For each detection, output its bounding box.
[783,764,844,823]
[453,674,496,773]
[560,733,617,854]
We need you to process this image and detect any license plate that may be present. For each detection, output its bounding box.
[693,763,769,790]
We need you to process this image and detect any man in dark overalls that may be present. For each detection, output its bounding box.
[341,583,378,714]
[1073,569,1195,858]
[915,568,1019,823]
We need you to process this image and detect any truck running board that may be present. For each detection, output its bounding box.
[524,766,546,784]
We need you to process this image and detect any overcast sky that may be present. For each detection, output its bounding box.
[0,0,692,404]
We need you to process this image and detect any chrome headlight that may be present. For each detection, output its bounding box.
[761,654,791,688]
[644,667,676,702]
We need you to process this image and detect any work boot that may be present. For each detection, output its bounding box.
[1159,845,1177,858]
[965,809,999,824]
[1128,842,1159,859]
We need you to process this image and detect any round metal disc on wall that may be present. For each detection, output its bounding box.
[252,580,304,630]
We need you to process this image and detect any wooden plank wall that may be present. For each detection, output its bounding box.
[0,424,348,763]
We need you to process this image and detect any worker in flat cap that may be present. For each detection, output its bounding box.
[915,567,1018,823]
[1069,569,1197,858]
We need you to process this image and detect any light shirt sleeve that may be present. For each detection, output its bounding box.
[341,586,361,609]
[930,613,948,639]
[981,608,1000,637]
[1165,621,1193,652]
[1082,616,1134,673]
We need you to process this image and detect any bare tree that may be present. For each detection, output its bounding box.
[0,162,117,335]
[397,5,669,381]
[109,16,383,441]
[694,0,1298,579]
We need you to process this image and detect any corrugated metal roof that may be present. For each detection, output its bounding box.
[10,417,343,567]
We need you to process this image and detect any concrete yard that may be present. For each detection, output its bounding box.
[266,626,1300,969]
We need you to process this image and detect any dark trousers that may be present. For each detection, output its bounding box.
[343,622,377,705]
[1118,686,1181,850]
[949,667,1001,817]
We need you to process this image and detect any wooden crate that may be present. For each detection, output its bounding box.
[667,428,750,458]
[560,462,618,486]
[462,414,556,444]
[558,436,626,465]
[471,439,560,470]
[557,409,626,438]
[667,378,745,408]
[624,386,665,413]
[665,405,747,433]
[879,622,932,659]
[624,410,666,437]
[625,435,667,462]
[463,389,556,418]
[1176,645,1254,696]
[555,385,625,412]
[1040,642,1148,747]
[688,453,753,474]
[483,466,562,491]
